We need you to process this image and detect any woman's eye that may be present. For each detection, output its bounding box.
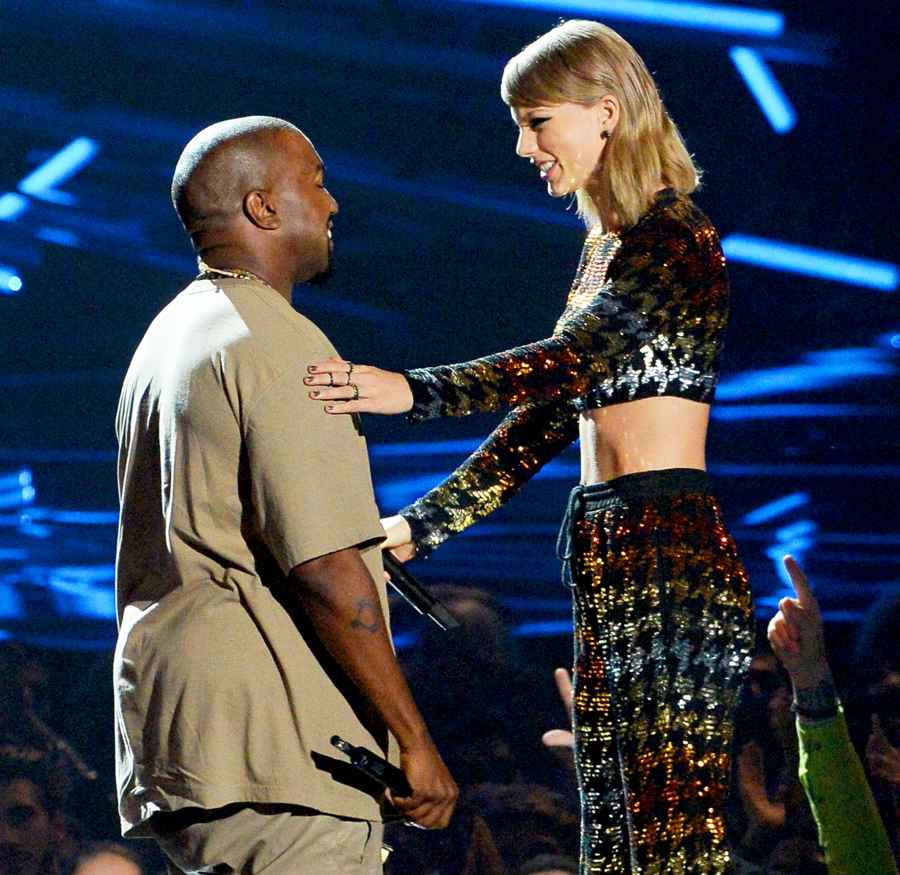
[529,117,550,130]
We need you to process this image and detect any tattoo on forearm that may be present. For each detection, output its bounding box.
[350,598,381,634]
[795,676,838,714]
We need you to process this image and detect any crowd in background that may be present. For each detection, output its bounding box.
[2,584,899,875]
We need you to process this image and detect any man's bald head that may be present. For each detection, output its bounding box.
[171,116,305,237]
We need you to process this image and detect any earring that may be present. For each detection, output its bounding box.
[600,129,610,141]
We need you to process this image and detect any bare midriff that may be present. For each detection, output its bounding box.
[579,396,710,485]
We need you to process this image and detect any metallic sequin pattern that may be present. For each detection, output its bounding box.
[569,475,754,873]
[404,188,729,424]
[401,190,730,555]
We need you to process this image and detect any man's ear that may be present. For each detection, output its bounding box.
[243,190,281,230]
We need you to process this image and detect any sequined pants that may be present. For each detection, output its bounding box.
[557,469,754,874]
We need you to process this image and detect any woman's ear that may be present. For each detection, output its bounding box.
[597,94,620,133]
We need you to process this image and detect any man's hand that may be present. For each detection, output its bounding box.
[389,739,458,829]
[542,667,575,749]
[304,356,413,415]
[866,715,900,787]
[767,556,829,689]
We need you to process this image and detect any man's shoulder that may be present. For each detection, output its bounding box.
[213,279,339,359]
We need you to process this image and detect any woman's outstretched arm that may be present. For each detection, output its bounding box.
[401,396,578,555]
[305,216,718,420]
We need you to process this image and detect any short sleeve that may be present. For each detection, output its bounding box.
[245,370,385,574]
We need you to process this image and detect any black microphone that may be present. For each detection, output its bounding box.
[382,552,460,631]
[331,735,412,797]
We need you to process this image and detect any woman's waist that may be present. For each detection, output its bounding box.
[578,397,709,484]
[572,467,713,513]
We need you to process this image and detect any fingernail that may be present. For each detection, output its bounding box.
[310,391,320,398]
[326,405,334,411]
[303,376,312,384]
[308,366,317,373]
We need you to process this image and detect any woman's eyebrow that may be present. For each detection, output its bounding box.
[512,112,539,127]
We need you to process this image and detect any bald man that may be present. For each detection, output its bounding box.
[113,117,456,873]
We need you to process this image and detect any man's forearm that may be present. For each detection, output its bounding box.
[288,547,430,751]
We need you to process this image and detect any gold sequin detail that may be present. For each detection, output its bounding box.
[571,481,753,872]
[404,189,729,427]
[401,190,730,555]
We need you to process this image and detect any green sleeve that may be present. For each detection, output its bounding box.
[797,706,898,875]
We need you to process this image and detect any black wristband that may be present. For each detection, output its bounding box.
[790,700,839,721]
[791,674,839,720]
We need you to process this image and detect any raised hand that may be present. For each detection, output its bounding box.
[542,667,575,749]
[766,555,828,687]
[304,356,413,415]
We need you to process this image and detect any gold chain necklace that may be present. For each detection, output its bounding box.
[196,258,278,294]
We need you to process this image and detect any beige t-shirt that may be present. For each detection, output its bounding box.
[113,276,395,837]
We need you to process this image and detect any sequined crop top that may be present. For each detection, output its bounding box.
[400,189,729,555]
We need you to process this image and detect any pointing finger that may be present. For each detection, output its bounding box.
[543,729,575,748]
[554,667,574,709]
[783,555,814,609]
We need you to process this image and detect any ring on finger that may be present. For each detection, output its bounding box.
[351,383,360,400]
[347,362,355,376]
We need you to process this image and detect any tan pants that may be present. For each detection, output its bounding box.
[151,803,384,874]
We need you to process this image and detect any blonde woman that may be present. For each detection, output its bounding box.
[306,20,754,872]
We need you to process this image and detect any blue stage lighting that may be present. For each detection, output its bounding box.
[729,47,796,133]
[18,137,99,206]
[46,565,116,621]
[445,0,784,37]
[767,518,817,589]
[36,227,80,247]
[712,403,875,420]
[0,470,35,509]
[717,348,896,400]
[741,492,809,526]
[0,470,32,491]
[0,266,24,295]
[0,582,23,620]
[513,620,572,637]
[0,192,29,222]
[723,234,899,290]
[370,438,482,458]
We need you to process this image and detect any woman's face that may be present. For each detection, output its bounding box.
[511,101,612,198]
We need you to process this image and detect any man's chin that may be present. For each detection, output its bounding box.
[306,259,334,287]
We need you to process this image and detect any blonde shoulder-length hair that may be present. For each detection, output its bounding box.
[501,20,700,232]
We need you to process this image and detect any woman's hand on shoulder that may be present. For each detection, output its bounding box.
[304,356,413,415]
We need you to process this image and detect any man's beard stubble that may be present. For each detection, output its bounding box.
[306,245,334,286]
